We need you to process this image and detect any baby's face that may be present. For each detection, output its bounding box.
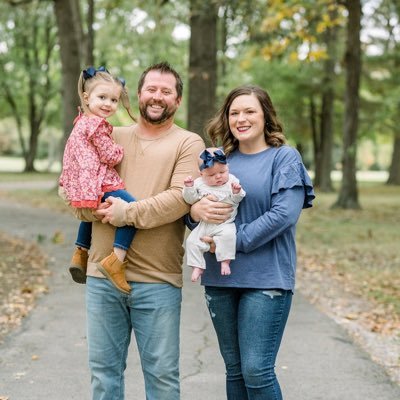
[200,163,229,187]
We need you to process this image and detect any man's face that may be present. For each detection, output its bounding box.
[138,70,181,125]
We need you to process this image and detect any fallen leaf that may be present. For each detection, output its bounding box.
[345,313,359,320]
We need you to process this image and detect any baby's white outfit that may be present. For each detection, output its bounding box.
[183,174,246,269]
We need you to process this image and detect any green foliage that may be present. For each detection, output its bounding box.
[0,171,59,182]
[359,0,400,142]
[0,1,60,119]
[0,0,397,175]
[0,0,61,162]
[92,0,191,125]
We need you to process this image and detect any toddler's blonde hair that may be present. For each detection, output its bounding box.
[77,68,136,121]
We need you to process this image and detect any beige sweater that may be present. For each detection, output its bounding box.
[71,123,205,288]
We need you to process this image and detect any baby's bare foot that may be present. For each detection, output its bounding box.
[221,261,231,276]
[191,267,204,282]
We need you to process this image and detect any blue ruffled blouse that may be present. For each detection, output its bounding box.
[200,145,315,291]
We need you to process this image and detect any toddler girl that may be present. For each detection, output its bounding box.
[59,66,136,294]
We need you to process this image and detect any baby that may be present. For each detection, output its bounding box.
[183,148,246,282]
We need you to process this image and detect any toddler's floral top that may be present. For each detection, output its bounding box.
[59,114,125,208]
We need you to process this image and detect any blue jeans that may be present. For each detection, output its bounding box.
[86,277,182,400]
[204,287,292,400]
[76,189,136,251]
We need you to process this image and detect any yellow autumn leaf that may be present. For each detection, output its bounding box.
[51,230,64,244]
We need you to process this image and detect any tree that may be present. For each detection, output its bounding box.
[333,0,362,209]
[1,1,57,171]
[244,0,347,179]
[386,0,400,185]
[313,6,340,192]
[53,0,82,149]
[187,0,218,141]
[387,134,400,184]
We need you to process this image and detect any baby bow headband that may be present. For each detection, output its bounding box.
[82,66,126,87]
[199,149,227,171]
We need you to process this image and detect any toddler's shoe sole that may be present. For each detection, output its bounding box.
[69,265,87,284]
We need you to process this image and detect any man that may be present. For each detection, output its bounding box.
[67,62,205,400]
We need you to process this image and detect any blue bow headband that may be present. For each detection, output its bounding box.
[83,66,108,79]
[199,149,227,171]
[82,66,125,87]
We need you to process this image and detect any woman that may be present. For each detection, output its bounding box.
[189,85,315,399]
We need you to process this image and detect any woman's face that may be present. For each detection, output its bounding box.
[228,94,266,149]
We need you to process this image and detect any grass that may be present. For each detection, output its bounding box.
[0,171,66,213]
[0,171,59,182]
[297,183,400,315]
[0,188,67,213]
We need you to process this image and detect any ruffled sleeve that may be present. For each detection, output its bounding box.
[271,162,315,209]
[85,116,112,139]
[85,117,123,167]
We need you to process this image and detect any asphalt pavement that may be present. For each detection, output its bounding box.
[0,199,399,399]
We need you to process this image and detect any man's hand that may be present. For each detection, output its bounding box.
[190,195,232,224]
[93,196,129,227]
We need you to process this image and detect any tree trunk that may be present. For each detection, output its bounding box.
[333,0,362,209]
[318,10,338,193]
[1,81,27,159]
[387,131,400,185]
[218,5,228,84]
[86,0,95,66]
[309,94,321,185]
[386,2,400,185]
[25,118,40,172]
[187,0,218,142]
[53,0,81,150]
[69,0,94,66]
[22,6,54,172]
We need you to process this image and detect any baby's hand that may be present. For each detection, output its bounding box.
[231,182,242,194]
[184,176,194,187]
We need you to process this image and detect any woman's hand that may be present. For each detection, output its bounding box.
[190,195,233,224]
[93,196,129,227]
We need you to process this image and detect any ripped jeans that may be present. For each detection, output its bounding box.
[204,287,292,400]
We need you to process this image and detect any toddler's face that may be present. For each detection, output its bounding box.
[200,163,229,187]
[84,82,121,119]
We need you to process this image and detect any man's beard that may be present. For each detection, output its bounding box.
[139,101,177,125]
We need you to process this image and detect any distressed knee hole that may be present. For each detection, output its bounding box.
[262,290,282,299]
[205,293,216,317]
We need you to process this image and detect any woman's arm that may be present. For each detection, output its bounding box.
[236,187,304,253]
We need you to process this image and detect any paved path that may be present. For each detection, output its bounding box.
[0,200,399,399]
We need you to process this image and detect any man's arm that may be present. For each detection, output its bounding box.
[97,135,205,228]
[58,186,98,222]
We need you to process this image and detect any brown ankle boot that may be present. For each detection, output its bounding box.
[97,252,131,294]
[69,247,88,284]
